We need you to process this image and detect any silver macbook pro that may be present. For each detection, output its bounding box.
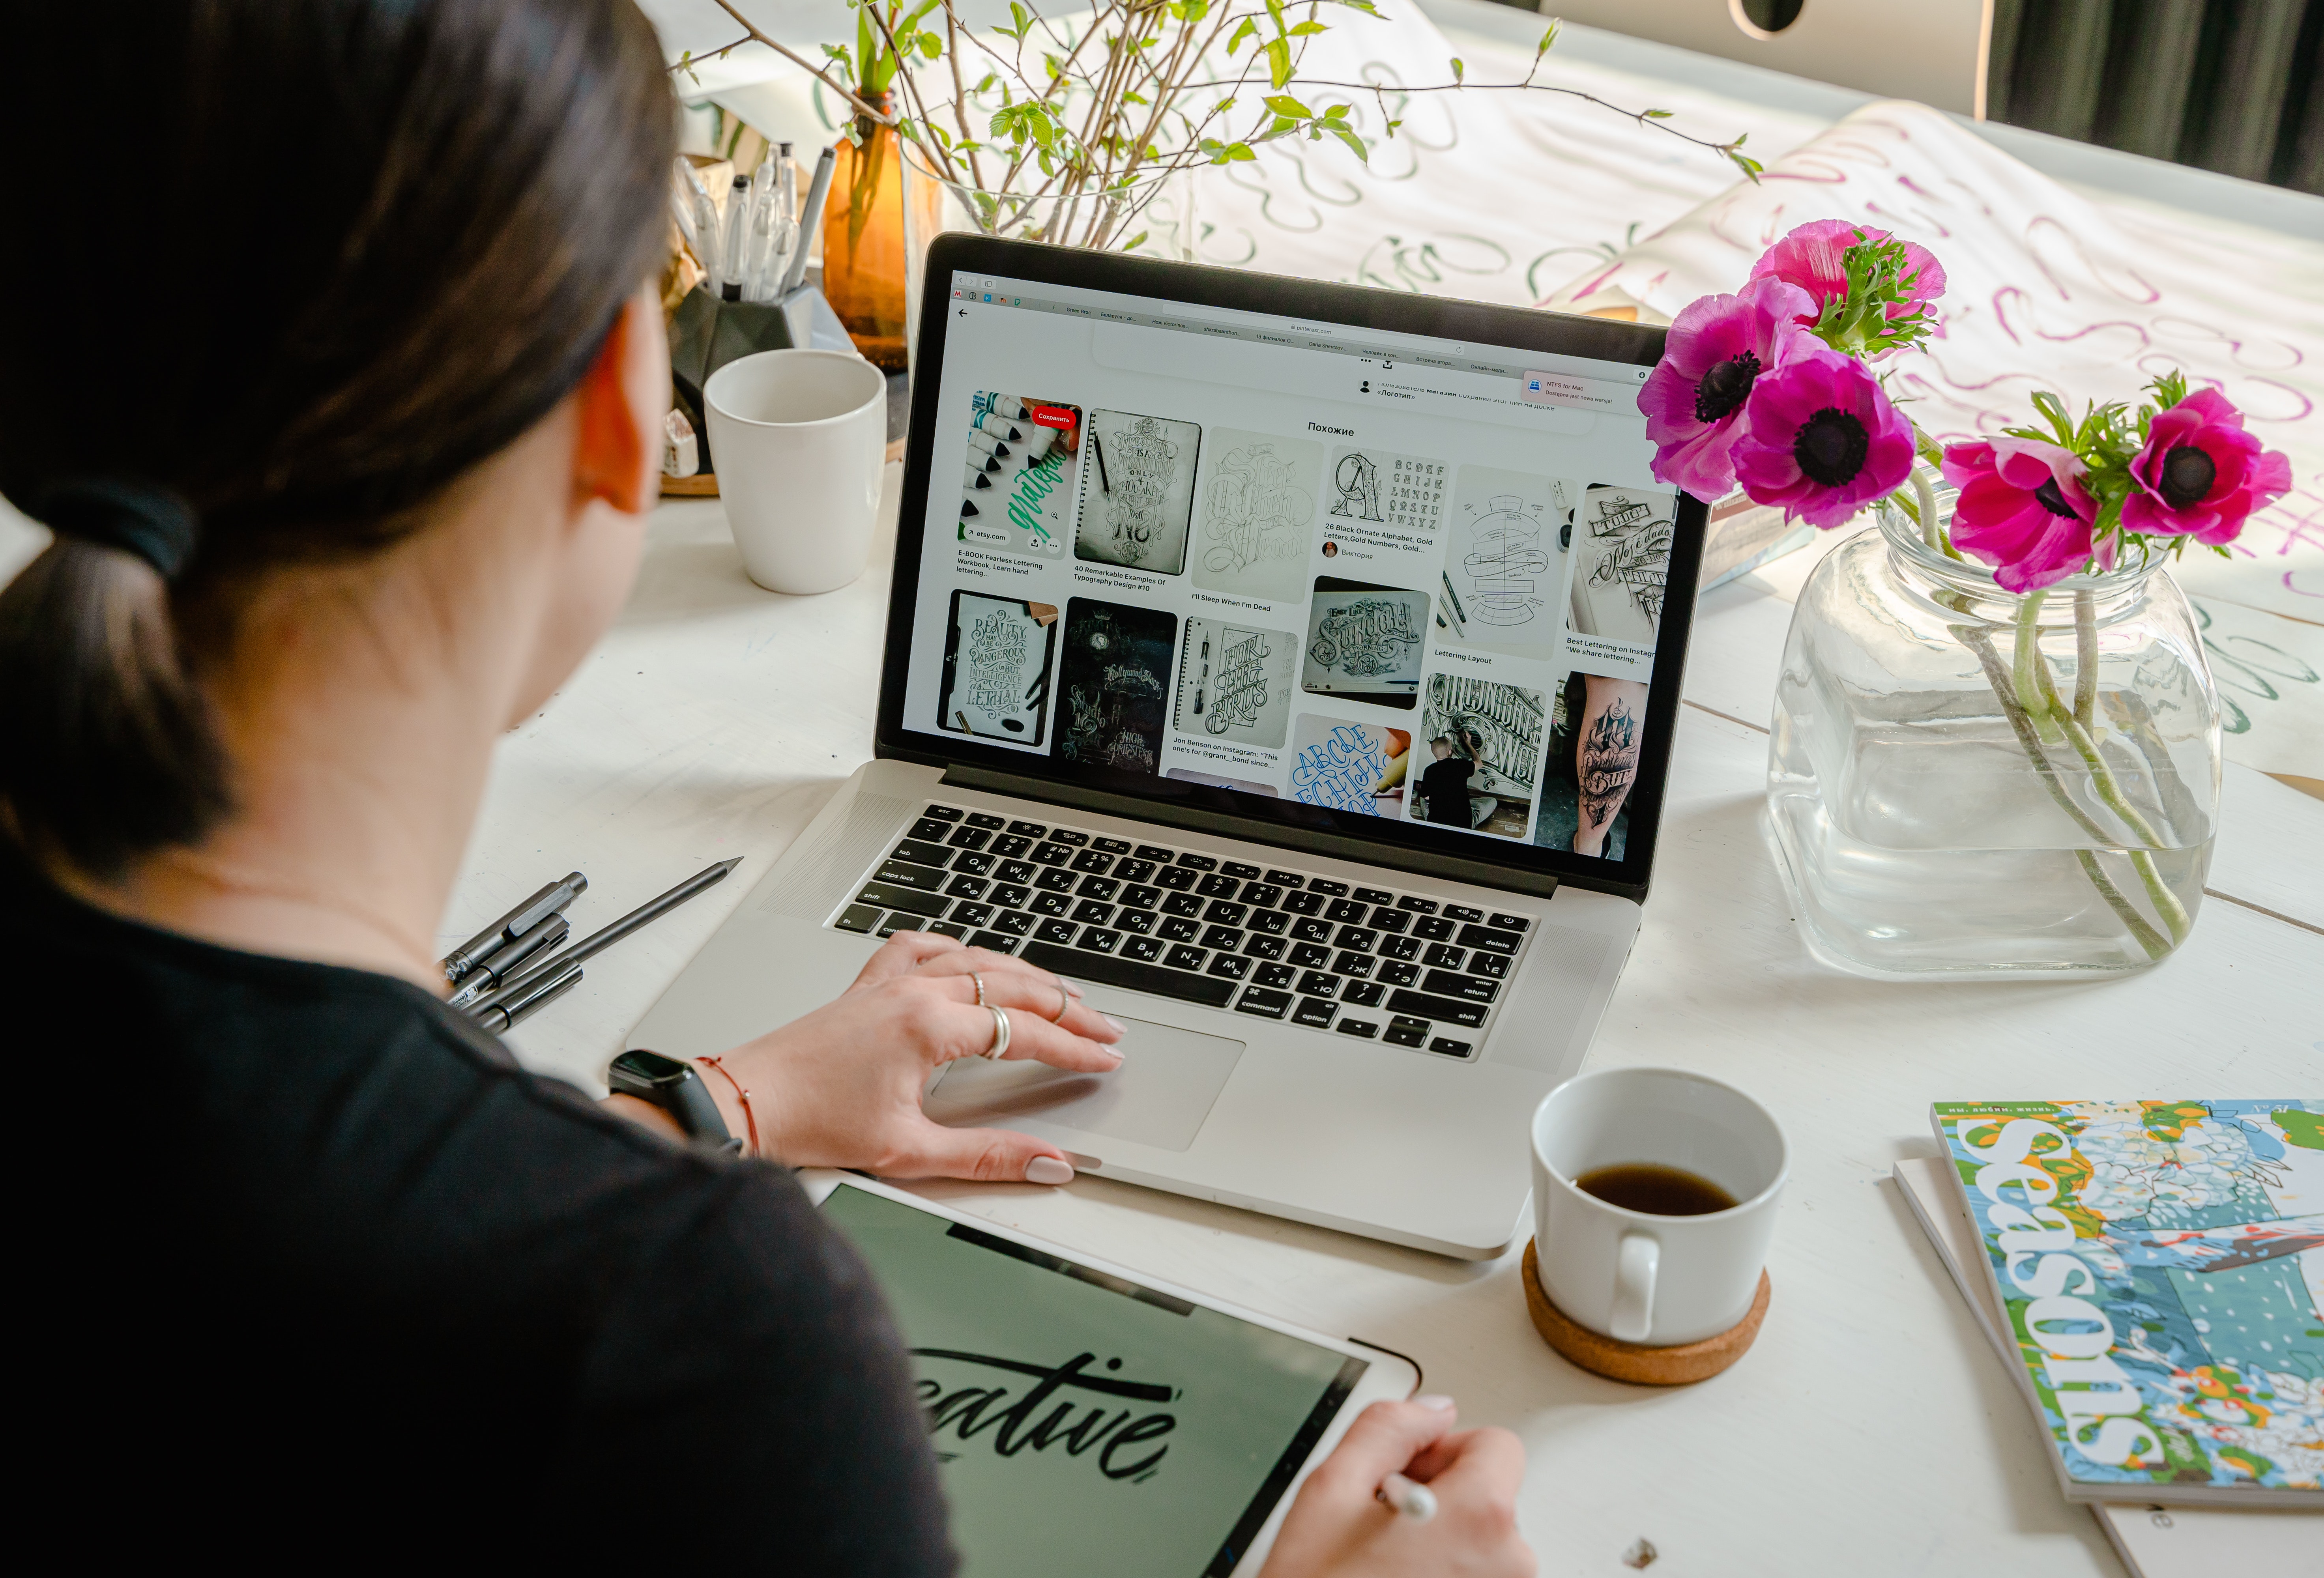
[629,235,1706,1258]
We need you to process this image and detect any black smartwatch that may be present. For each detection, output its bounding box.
[607,1050,742,1154]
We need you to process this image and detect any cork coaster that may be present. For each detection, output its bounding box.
[1521,1238,1770,1386]
[660,474,720,497]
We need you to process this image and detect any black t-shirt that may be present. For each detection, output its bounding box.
[1418,755,1475,825]
[9,858,954,1571]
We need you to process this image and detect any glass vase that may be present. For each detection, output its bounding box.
[823,101,910,371]
[1766,488,2222,979]
[900,141,1199,368]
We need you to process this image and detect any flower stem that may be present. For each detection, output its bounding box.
[2073,590,2098,729]
[2075,851,2173,959]
[1910,463,1944,555]
[2012,592,2064,742]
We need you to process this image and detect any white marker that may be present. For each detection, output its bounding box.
[1376,1471,1436,1522]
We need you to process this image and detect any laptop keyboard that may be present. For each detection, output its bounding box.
[827,803,1536,1060]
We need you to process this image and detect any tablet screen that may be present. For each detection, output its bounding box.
[822,1182,1367,1576]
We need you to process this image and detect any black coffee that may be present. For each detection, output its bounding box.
[1575,1163,1738,1216]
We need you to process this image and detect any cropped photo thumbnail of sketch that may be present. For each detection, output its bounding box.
[1328,446,1448,535]
[938,590,1058,744]
[1174,617,1293,749]
[1287,715,1409,818]
[1567,484,1675,650]
[1441,466,1559,659]
[1300,575,1427,710]
[958,393,1080,558]
[1058,598,1177,777]
[1410,674,1545,841]
[1076,409,1199,574]
[1192,428,1322,603]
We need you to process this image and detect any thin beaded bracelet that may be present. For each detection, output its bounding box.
[694,1054,760,1157]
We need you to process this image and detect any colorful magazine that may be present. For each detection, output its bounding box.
[1930,1101,2324,1508]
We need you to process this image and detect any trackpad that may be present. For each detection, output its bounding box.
[923,1017,1242,1154]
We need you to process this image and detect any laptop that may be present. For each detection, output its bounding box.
[629,234,1706,1258]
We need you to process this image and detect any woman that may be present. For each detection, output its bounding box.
[3,2,1533,1571]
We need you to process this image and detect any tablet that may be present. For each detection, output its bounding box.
[800,1171,1420,1576]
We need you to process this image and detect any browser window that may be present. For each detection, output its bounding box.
[900,269,1680,863]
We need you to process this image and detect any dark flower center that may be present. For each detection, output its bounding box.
[2032,476,2077,518]
[1793,407,1869,487]
[2159,444,2216,509]
[1693,351,1761,424]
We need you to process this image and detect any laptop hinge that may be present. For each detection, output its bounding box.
[938,763,1562,901]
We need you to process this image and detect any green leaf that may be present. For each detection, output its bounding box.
[1265,37,1292,88]
[1450,56,1464,83]
[1227,16,1257,54]
[1265,0,1287,35]
[1288,20,1327,35]
[1536,22,1559,55]
[919,31,941,58]
[1264,94,1313,117]
[1122,231,1149,252]
[1385,117,1403,135]
[1323,102,1350,120]
[1226,140,1256,161]
[1214,97,1237,114]
[1124,90,1147,105]
[1643,108,1672,119]
[1331,125,1369,161]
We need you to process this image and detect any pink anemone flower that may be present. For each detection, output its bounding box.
[1749,219,1946,329]
[1941,437,2099,593]
[1638,275,1818,501]
[1730,344,1916,529]
[2121,388,2292,546]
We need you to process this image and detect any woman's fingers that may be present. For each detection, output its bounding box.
[908,949,1115,1043]
[1307,1398,1460,1500]
[878,1114,1078,1184]
[849,928,961,988]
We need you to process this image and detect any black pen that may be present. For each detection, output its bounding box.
[469,957,582,1034]
[478,857,743,1006]
[445,911,569,1010]
[1091,430,1111,494]
[440,871,586,985]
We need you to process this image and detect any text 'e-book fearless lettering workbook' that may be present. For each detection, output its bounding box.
[1931,1100,2324,1509]
[898,269,1680,863]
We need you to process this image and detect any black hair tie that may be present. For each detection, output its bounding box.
[34,479,200,580]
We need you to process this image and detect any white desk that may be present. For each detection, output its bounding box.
[466,471,2322,1577]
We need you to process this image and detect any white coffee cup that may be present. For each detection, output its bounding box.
[704,348,887,595]
[1530,1067,1788,1347]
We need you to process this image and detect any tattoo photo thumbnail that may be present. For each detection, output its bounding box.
[1411,674,1546,841]
[960,393,1081,559]
[1533,669,1651,861]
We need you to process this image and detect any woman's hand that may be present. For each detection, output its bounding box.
[1259,1398,1534,1578]
[704,931,1125,1182]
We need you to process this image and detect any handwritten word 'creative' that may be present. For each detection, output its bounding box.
[913,1348,1179,1481]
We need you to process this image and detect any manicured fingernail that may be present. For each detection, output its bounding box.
[1101,1013,1126,1035]
[1415,1394,1456,1411]
[1025,1155,1074,1186]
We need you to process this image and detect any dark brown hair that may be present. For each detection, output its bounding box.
[0,0,674,876]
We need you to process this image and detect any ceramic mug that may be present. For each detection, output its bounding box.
[1530,1067,1788,1347]
[704,348,887,595]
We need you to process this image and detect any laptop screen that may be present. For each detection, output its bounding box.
[880,239,1703,899]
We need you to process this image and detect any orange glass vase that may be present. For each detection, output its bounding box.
[822,101,908,371]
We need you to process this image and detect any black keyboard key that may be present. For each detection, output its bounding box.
[1030,892,1073,918]
[1235,987,1292,1019]
[1206,953,1250,981]
[1308,879,1349,897]
[1386,988,1488,1028]
[1369,907,1409,933]
[1199,924,1242,951]
[1159,916,1201,943]
[922,805,964,822]
[1380,935,1422,961]
[1035,868,1077,892]
[1293,997,1338,1028]
[947,825,992,851]
[1196,873,1241,899]
[995,910,1035,936]
[997,860,1036,885]
[1296,970,1339,998]
[1134,844,1175,862]
[1020,941,1237,1008]
[1035,918,1079,945]
[1335,926,1379,952]
[992,883,1032,910]
[1175,852,1218,871]
[1164,943,1208,972]
[990,834,1032,858]
[952,903,996,928]
[926,921,970,940]
[1249,910,1289,936]
[1280,890,1324,916]
[1071,849,1115,874]
[877,914,923,937]
[1424,969,1501,1004]
[1031,841,1074,866]
[1445,904,1483,922]
[1458,924,1519,956]
[835,903,882,933]
[1076,875,1120,901]
[908,817,952,842]
[945,875,990,900]
[1093,837,1133,854]
[1423,942,1467,969]
[966,812,1005,830]
[1078,928,1123,955]
[893,838,954,868]
[1397,896,1439,914]
[1161,892,1205,917]
[1254,962,1297,989]
[857,882,950,918]
[1291,917,1335,944]
[1343,980,1387,1008]
[1353,886,1393,905]
[1337,1018,1379,1039]
[1222,861,1262,880]
[1334,951,1375,979]
[1488,913,1530,932]
[1384,1017,1429,1048]
[875,860,948,893]
[1264,870,1304,888]
[1325,898,1368,924]
[1204,901,1249,927]
[1118,884,1161,911]
[1413,915,1455,941]
[1114,859,1157,884]
[954,851,996,876]
[1289,942,1332,969]
[1049,829,1090,847]
[1123,935,1164,961]
[1471,951,1511,980]
[1429,1037,1474,1058]
[1156,866,1199,891]
[970,930,1020,954]
[1007,819,1049,836]
[1239,883,1283,910]
[1118,910,1157,936]
[1242,933,1287,961]
[1379,960,1420,987]
[1072,900,1117,926]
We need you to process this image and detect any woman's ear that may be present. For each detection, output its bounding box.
[571,287,668,517]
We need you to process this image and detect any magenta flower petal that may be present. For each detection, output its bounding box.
[1942,436,2095,592]
[1748,219,1947,325]
[1728,345,1915,529]
[1637,275,1819,500]
[2121,388,2290,546]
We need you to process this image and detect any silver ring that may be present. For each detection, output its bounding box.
[971,972,987,1008]
[1049,980,1070,1023]
[983,1005,1012,1060]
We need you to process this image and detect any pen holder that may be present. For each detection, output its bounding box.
[665,281,855,494]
